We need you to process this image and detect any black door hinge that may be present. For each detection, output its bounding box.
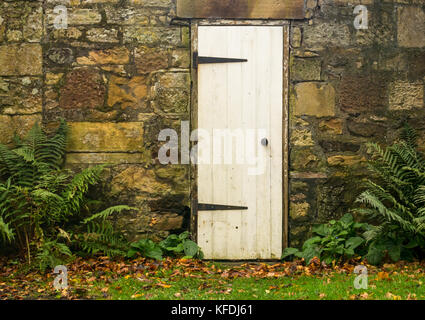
[197,203,248,211]
[193,52,248,69]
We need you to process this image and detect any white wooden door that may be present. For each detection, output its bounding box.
[196,26,283,260]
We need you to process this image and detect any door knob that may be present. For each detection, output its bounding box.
[261,138,269,146]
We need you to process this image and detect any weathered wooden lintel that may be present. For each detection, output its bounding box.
[177,0,306,20]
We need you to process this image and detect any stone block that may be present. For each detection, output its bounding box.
[290,129,315,146]
[67,122,144,152]
[124,27,182,46]
[290,202,310,220]
[397,6,425,48]
[135,46,169,74]
[339,74,388,115]
[347,118,387,137]
[0,114,42,145]
[389,81,424,111]
[0,44,42,76]
[129,0,174,6]
[171,49,190,68]
[327,155,366,166]
[293,82,336,117]
[59,68,106,109]
[76,47,130,65]
[291,148,324,171]
[105,8,149,25]
[151,72,190,113]
[107,76,148,109]
[46,9,102,25]
[319,119,343,135]
[151,213,184,231]
[110,166,170,195]
[303,21,350,51]
[66,153,148,165]
[291,58,321,81]
[0,77,42,115]
[86,28,119,43]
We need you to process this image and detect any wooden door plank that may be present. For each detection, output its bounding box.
[254,27,272,259]
[197,26,226,258]
[225,27,242,260]
[241,26,257,259]
[269,27,284,258]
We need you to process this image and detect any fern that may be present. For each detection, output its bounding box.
[0,144,20,180]
[0,120,68,188]
[0,120,135,270]
[77,206,135,257]
[61,165,105,215]
[354,124,425,264]
[400,123,418,150]
[78,222,128,258]
[83,205,135,224]
[0,217,14,243]
[36,239,72,272]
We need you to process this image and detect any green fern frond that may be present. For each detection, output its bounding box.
[13,147,35,163]
[36,239,72,272]
[31,189,64,204]
[363,225,387,242]
[356,191,415,233]
[83,205,136,224]
[36,120,68,169]
[0,144,20,179]
[61,165,105,215]
[0,120,133,269]
[355,126,425,259]
[80,221,128,257]
[415,186,425,206]
[400,123,418,149]
[0,216,14,243]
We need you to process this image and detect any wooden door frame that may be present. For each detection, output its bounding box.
[189,20,290,254]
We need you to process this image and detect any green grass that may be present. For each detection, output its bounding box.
[2,258,425,300]
[89,270,425,300]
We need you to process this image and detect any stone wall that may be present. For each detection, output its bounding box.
[0,0,191,242]
[0,0,424,246]
[289,0,425,246]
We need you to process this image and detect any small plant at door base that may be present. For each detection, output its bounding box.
[127,239,163,260]
[282,214,370,265]
[160,231,203,259]
[127,232,203,260]
[353,124,425,265]
[0,120,134,271]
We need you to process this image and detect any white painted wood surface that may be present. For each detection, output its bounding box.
[197,26,283,260]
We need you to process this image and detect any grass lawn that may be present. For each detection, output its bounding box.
[90,272,425,300]
[1,257,425,300]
